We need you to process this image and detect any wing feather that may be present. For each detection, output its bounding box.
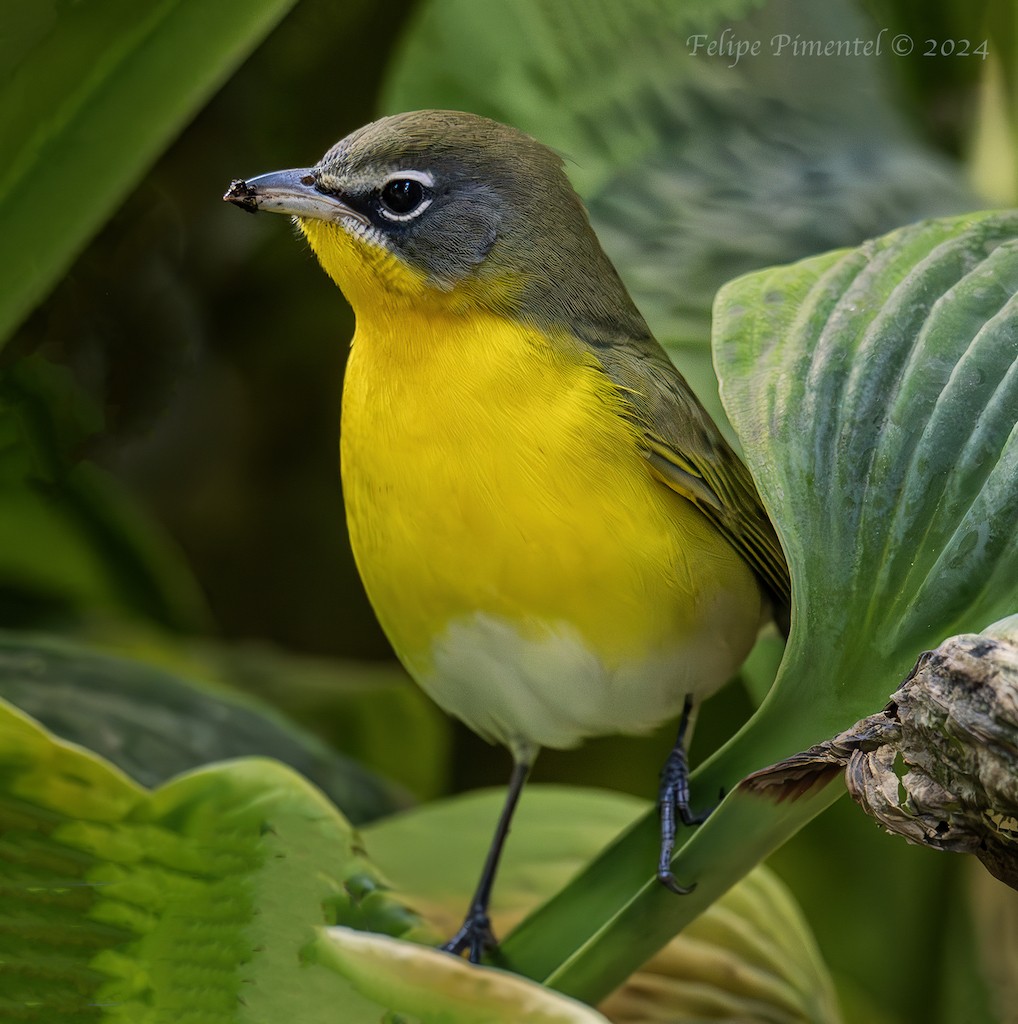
[592,335,791,614]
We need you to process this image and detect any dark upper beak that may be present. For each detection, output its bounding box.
[223,168,362,223]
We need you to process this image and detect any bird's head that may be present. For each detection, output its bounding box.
[225,109,643,334]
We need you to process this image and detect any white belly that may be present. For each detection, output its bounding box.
[417,609,753,762]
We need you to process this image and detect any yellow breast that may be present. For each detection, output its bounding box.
[338,295,763,753]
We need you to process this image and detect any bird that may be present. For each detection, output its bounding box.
[224,109,790,964]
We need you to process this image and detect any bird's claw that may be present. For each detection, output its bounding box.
[657,867,697,895]
[441,908,498,964]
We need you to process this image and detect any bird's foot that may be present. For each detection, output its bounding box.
[657,742,719,894]
[441,907,498,964]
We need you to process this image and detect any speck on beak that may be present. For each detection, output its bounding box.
[223,169,365,224]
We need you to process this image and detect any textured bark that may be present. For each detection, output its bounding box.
[743,624,1018,890]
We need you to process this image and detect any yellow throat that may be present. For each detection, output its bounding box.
[299,216,763,760]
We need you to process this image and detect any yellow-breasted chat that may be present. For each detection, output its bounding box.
[224,109,790,963]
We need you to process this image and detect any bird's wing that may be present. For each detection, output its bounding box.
[593,335,791,614]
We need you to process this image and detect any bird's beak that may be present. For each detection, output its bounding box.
[223,168,364,224]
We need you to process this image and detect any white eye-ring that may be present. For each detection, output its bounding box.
[378,170,435,222]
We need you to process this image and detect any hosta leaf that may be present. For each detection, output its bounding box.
[719,210,1018,662]
[0,0,299,344]
[382,0,976,431]
[0,695,424,1021]
[364,787,840,1023]
[312,927,611,1024]
[203,640,451,801]
[504,212,1018,1001]
[363,787,650,939]
[0,630,408,824]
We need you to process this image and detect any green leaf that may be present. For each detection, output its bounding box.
[0,357,209,630]
[364,787,649,938]
[364,787,840,1023]
[382,0,766,197]
[311,927,612,1024]
[968,865,1018,1022]
[0,699,649,1022]
[382,0,976,433]
[0,0,299,345]
[0,630,409,824]
[738,626,785,707]
[969,50,1018,206]
[720,211,1018,657]
[202,641,452,802]
[0,694,425,1020]
[503,211,1018,1001]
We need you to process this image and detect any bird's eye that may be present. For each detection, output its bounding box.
[378,178,430,221]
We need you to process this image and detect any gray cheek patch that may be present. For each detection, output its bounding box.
[398,192,503,290]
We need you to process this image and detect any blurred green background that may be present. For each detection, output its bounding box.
[2,0,1016,1019]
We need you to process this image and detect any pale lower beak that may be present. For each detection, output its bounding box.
[223,168,364,224]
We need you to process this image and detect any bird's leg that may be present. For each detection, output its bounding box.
[657,695,713,894]
[442,758,531,963]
